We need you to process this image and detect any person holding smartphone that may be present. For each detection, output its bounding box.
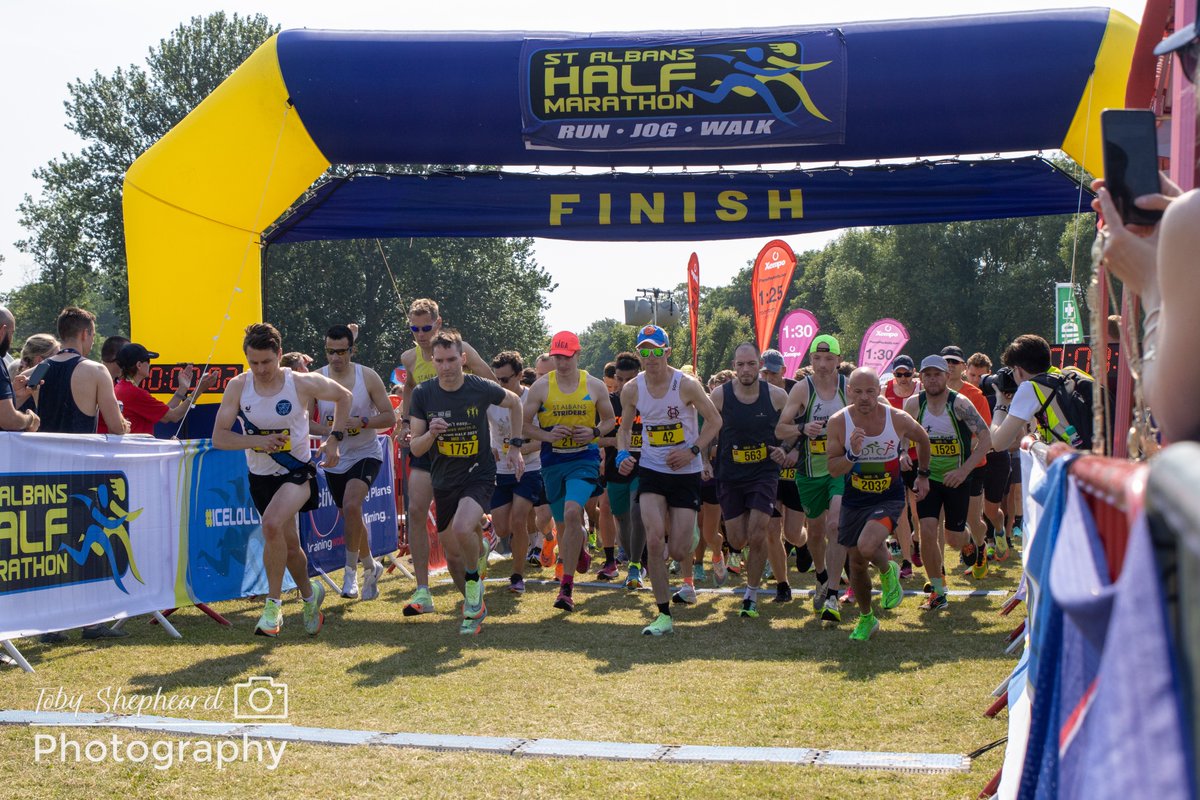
[1093,25,1200,443]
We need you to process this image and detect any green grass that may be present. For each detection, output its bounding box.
[0,553,1022,799]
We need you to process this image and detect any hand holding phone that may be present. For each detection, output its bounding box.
[1101,109,1164,227]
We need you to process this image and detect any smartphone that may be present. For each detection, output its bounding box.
[1100,109,1164,226]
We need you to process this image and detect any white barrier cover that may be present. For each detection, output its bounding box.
[0,433,185,639]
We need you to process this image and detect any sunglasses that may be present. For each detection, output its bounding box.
[496,372,517,383]
[638,347,665,358]
[410,324,434,333]
[325,347,349,356]
[893,371,913,378]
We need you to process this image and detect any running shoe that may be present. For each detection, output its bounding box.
[880,561,902,610]
[821,594,842,624]
[642,613,674,636]
[693,564,706,584]
[576,545,592,575]
[341,568,359,599]
[464,579,486,620]
[527,546,542,567]
[553,590,575,612]
[995,534,1010,562]
[849,612,879,642]
[540,539,557,569]
[672,584,697,605]
[360,561,385,601]
[888,538,902,558]
[812,585,827,614]
[302,582,325,636]
[911,551,923,568]
[669,559,680,575]
[924,580,934,594]
[554,560,564,583]
[596,562,620,581]
[773,582,792,603]
[727,551,742,575]
[843,586,856,605]
[739,598,759,618]
[625,565,644,590]
[1012,522,1023,539]
[712,558,728,587]
[919,592,948,612]
[478,538,492,581]
[509,576,526,594]
[762,560,774,582]
[460,614,484,635]
[971,555,989,580]
[986,543,997,561]
[254,602,283,637]
[899,561,913,580]
[960,542,976,568]
[587,529,599,553]
[795,546,813,574]
[402,587,434,616]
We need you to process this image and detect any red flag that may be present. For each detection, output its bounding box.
[687,253,700,371]
[750,240,797,354]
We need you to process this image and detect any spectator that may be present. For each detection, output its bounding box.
[13,333,58,412]
[520,367,537,387]
[100,335,130,382]
[0,306,15,370]
[37,307,127,435]
[0,307,39,432]
[102,343,216,435]
[1092,21,1200,442]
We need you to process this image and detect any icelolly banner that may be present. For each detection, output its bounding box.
[687,253,700,371]
[858,318,910,374]
[750,239,796,353]
[778,309,820,378]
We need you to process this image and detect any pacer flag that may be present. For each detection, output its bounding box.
[858,318,910,374]
[687,253,700,370]
[751,240,796,353]
[778,309,820,378]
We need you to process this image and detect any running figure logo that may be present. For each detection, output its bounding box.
[59,479,145,594]
[678,43,833,125]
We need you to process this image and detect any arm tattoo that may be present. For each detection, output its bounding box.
[958,398,987,436]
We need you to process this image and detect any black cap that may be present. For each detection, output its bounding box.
[940,345,966,363]
[890,354,915,372]
[116,343,159,370]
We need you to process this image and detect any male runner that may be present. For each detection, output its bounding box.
[776,334,849,622]
[598,351,646,587]
[313,325,394,600]
[523,331,615,612]
[964,351,1012,561]
[827,368,931,641]
[617,325,721,635]
[213,323,352,637]
[397,298,495,617]
[409,330,525,635]
[881,354,919,576]
[711,343,791,618]
[902,356,992,611]
[759,349,806,601]
[487,350,545,595]
[941,345,996,576]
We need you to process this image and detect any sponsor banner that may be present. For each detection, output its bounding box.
[301,441,398,575]
[519,31,846,152]
[1055,282,1083,344]
[778,309,820,379]
[0,434,183,640]
[750,240,796,353]
[858,319,910,374]
[687,253,700,371]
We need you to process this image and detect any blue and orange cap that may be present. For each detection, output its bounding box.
[636,325,669,348]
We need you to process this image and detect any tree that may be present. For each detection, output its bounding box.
[9,13,281,342]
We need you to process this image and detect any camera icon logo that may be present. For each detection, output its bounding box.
[233,677,289,720]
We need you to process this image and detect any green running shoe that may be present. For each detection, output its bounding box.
[739,598,759,618]
[642,613,674,636]
[403,587,434,616]
[302,583,325,636]
[821,593,842,624]
[880,561,902,610]
[254,601,283,637]
[478,538,492,581]
[464,579,485,620]
[849,612,879,642]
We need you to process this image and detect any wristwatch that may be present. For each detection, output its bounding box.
[508,437,526,448]
[916,467,931,477]
[592,426,602,440]
[330,430,345,442]
[689,444,701,456]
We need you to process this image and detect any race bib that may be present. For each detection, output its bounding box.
[552,436,587,453]
[779,468,797,481]
[438,435,480,457]
[630,431,643,451]
[731,444,767,463]
[930,440,961,457]
[851,473,893,493]
[252,429,290,453]
[808,436,827,454]
[646,422,684,447]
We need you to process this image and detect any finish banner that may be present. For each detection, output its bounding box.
[751,240,796,353]
[687,252,700,370]
[519,31,846,152]
[778,309,820,379]
[858,318,910,374]
[0,434,183,640]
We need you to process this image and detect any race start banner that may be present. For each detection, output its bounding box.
[687,252,700,370]
[1055,282,1083,344]
[751,239,797,353]
[778,309,820,378]
[519,31,847,153]
[858,318,910,374]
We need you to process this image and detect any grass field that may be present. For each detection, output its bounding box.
[0,552,1023,799]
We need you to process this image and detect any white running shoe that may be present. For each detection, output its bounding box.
[360,561,384,601]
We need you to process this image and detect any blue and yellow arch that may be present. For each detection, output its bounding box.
[123,8,1136,392]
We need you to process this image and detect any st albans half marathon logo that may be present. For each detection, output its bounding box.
[521,31,847,152]
[0,474,144,596]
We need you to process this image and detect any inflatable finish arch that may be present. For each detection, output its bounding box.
[123,8,1136,388]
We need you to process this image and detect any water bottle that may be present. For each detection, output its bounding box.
[1063,424,1082,448]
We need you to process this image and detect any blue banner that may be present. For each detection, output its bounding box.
[519,31,846,152]
[300,449,397,575]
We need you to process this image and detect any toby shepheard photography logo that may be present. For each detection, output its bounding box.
[31,678,290,771]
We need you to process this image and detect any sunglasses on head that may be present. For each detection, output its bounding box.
[410,324,434,333]
[893,371,913,378]
[325,347,349,356]
[638,346,665,358]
